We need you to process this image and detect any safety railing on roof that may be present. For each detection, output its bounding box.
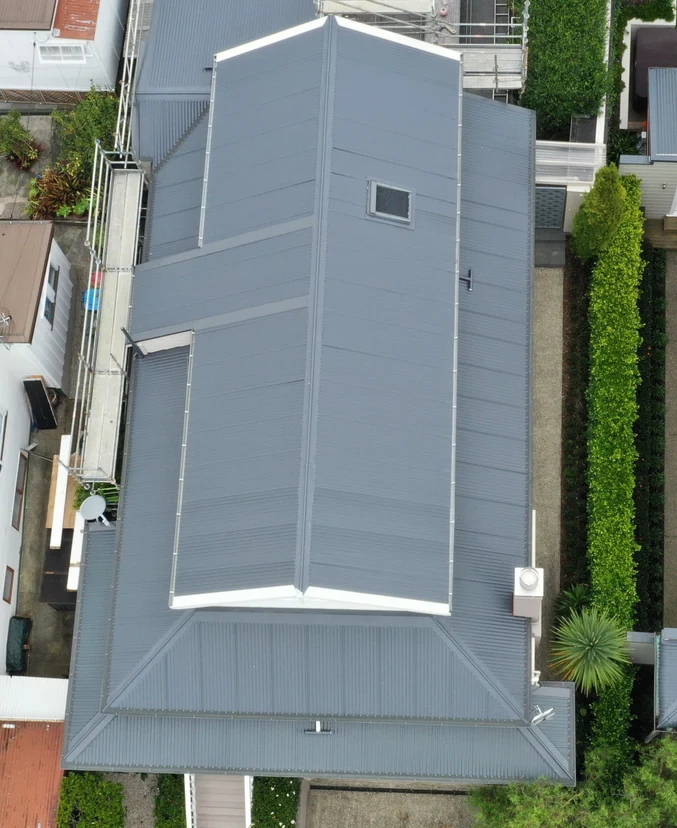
[69,141,145,484]
[317,0,530,90]
[115,0,145,154]
[535,140,607,187]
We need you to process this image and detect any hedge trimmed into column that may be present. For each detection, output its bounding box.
[586,174,644,790]
[587,174,643,627]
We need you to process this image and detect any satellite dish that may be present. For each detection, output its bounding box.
[79,494,109,525]
[531,706,555,726]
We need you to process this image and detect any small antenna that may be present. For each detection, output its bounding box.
[531,706,555,726]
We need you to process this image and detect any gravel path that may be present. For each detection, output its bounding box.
[104,773,158,828]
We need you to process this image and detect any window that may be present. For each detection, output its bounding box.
[368,181,412,223]
[44,264,59,328]
[38,44,86,64]
[11,452,28,531]
[2,567,14,604]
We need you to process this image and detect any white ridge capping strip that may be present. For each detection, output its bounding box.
[335,15,462,61]
[171,585,450,614]
[215,17,327,62]
[137,331,193,355]
[49,434,73,550]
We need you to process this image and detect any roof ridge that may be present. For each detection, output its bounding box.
[519,723,573,781]
[432,620,526,722]
[105,612,196,711]
[62,712,114,767]
[154,104,210,173]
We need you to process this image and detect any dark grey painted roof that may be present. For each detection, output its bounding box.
[133,0,316,166]
[649,68,677,162]
[65,17,575,782]
[145,113,208,260]
[135,20,461,608]
[658,629,677,729]
[64,522,573,779]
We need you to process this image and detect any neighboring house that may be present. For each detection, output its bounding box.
[0,0,128,98]
[621,68,677,222]
[63,14,576,784]
[0,221,72,661]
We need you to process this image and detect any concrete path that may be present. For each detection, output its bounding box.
[533,268,564,675]
[664,251,677,626]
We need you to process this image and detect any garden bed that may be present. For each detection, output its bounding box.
[252,777,301,828]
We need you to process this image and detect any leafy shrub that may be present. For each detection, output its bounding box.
[550,607,630,693]
[27,159,90,219]
[556,584,591,619]
[251,777,300,828]
[521,0,609,138]
[57,772,125,828]
[0,109,40,170]
[585,174,644,785]
[587,174,643,629]
[572,166,627,260]
[470,737,677,827]
[53,87,118,177]
[73,482,120,510]
[154,774,186,828]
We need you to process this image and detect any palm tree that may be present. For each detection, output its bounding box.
[550,607,630,694]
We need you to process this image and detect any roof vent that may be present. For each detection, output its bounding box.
[513,567,543,620]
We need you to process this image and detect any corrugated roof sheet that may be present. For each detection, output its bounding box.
[658,629,677,728]
[64,16,576,783]
[0,722,63,828]
[137,20,461,609]
[649,68,677,162]
[145,113,209,259]
[135,96,209,168]
[109,612,520,722]
[53,0,99,39]
[0,0,55,29]
[448,93,535,710]
[136,0,317,94]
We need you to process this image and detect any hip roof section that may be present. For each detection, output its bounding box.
[134,17,461,614]
[0,0,55,29]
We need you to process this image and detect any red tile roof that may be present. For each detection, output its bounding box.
[0,722,64,828]
[54,0,100,40]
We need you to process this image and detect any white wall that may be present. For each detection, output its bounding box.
[29,241,73,390]
[0,0,128,91]
[0,347,33,673]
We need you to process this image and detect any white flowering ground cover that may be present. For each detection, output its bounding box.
[251,777,301,828]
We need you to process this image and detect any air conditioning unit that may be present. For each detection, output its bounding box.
[513,567,543,621]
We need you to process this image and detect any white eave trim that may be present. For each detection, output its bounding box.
[137,330,193,355]
[215,17,327,62]
[335,16,462,61]
[171,585,450,615]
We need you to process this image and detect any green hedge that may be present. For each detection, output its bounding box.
[57,772,125,828]
[587,174,643,626]
[251,778,300,828]
[521,0,608,138]
[154,774,186,828]
[586,174,645,787]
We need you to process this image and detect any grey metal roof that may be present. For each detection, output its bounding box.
[145,113,209,260]
[649,68,677,162]
[450,93,535,703]
[64,17,575,782]
[133,0,316,166]
[134,19,461,609]
[658,629,677,729]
